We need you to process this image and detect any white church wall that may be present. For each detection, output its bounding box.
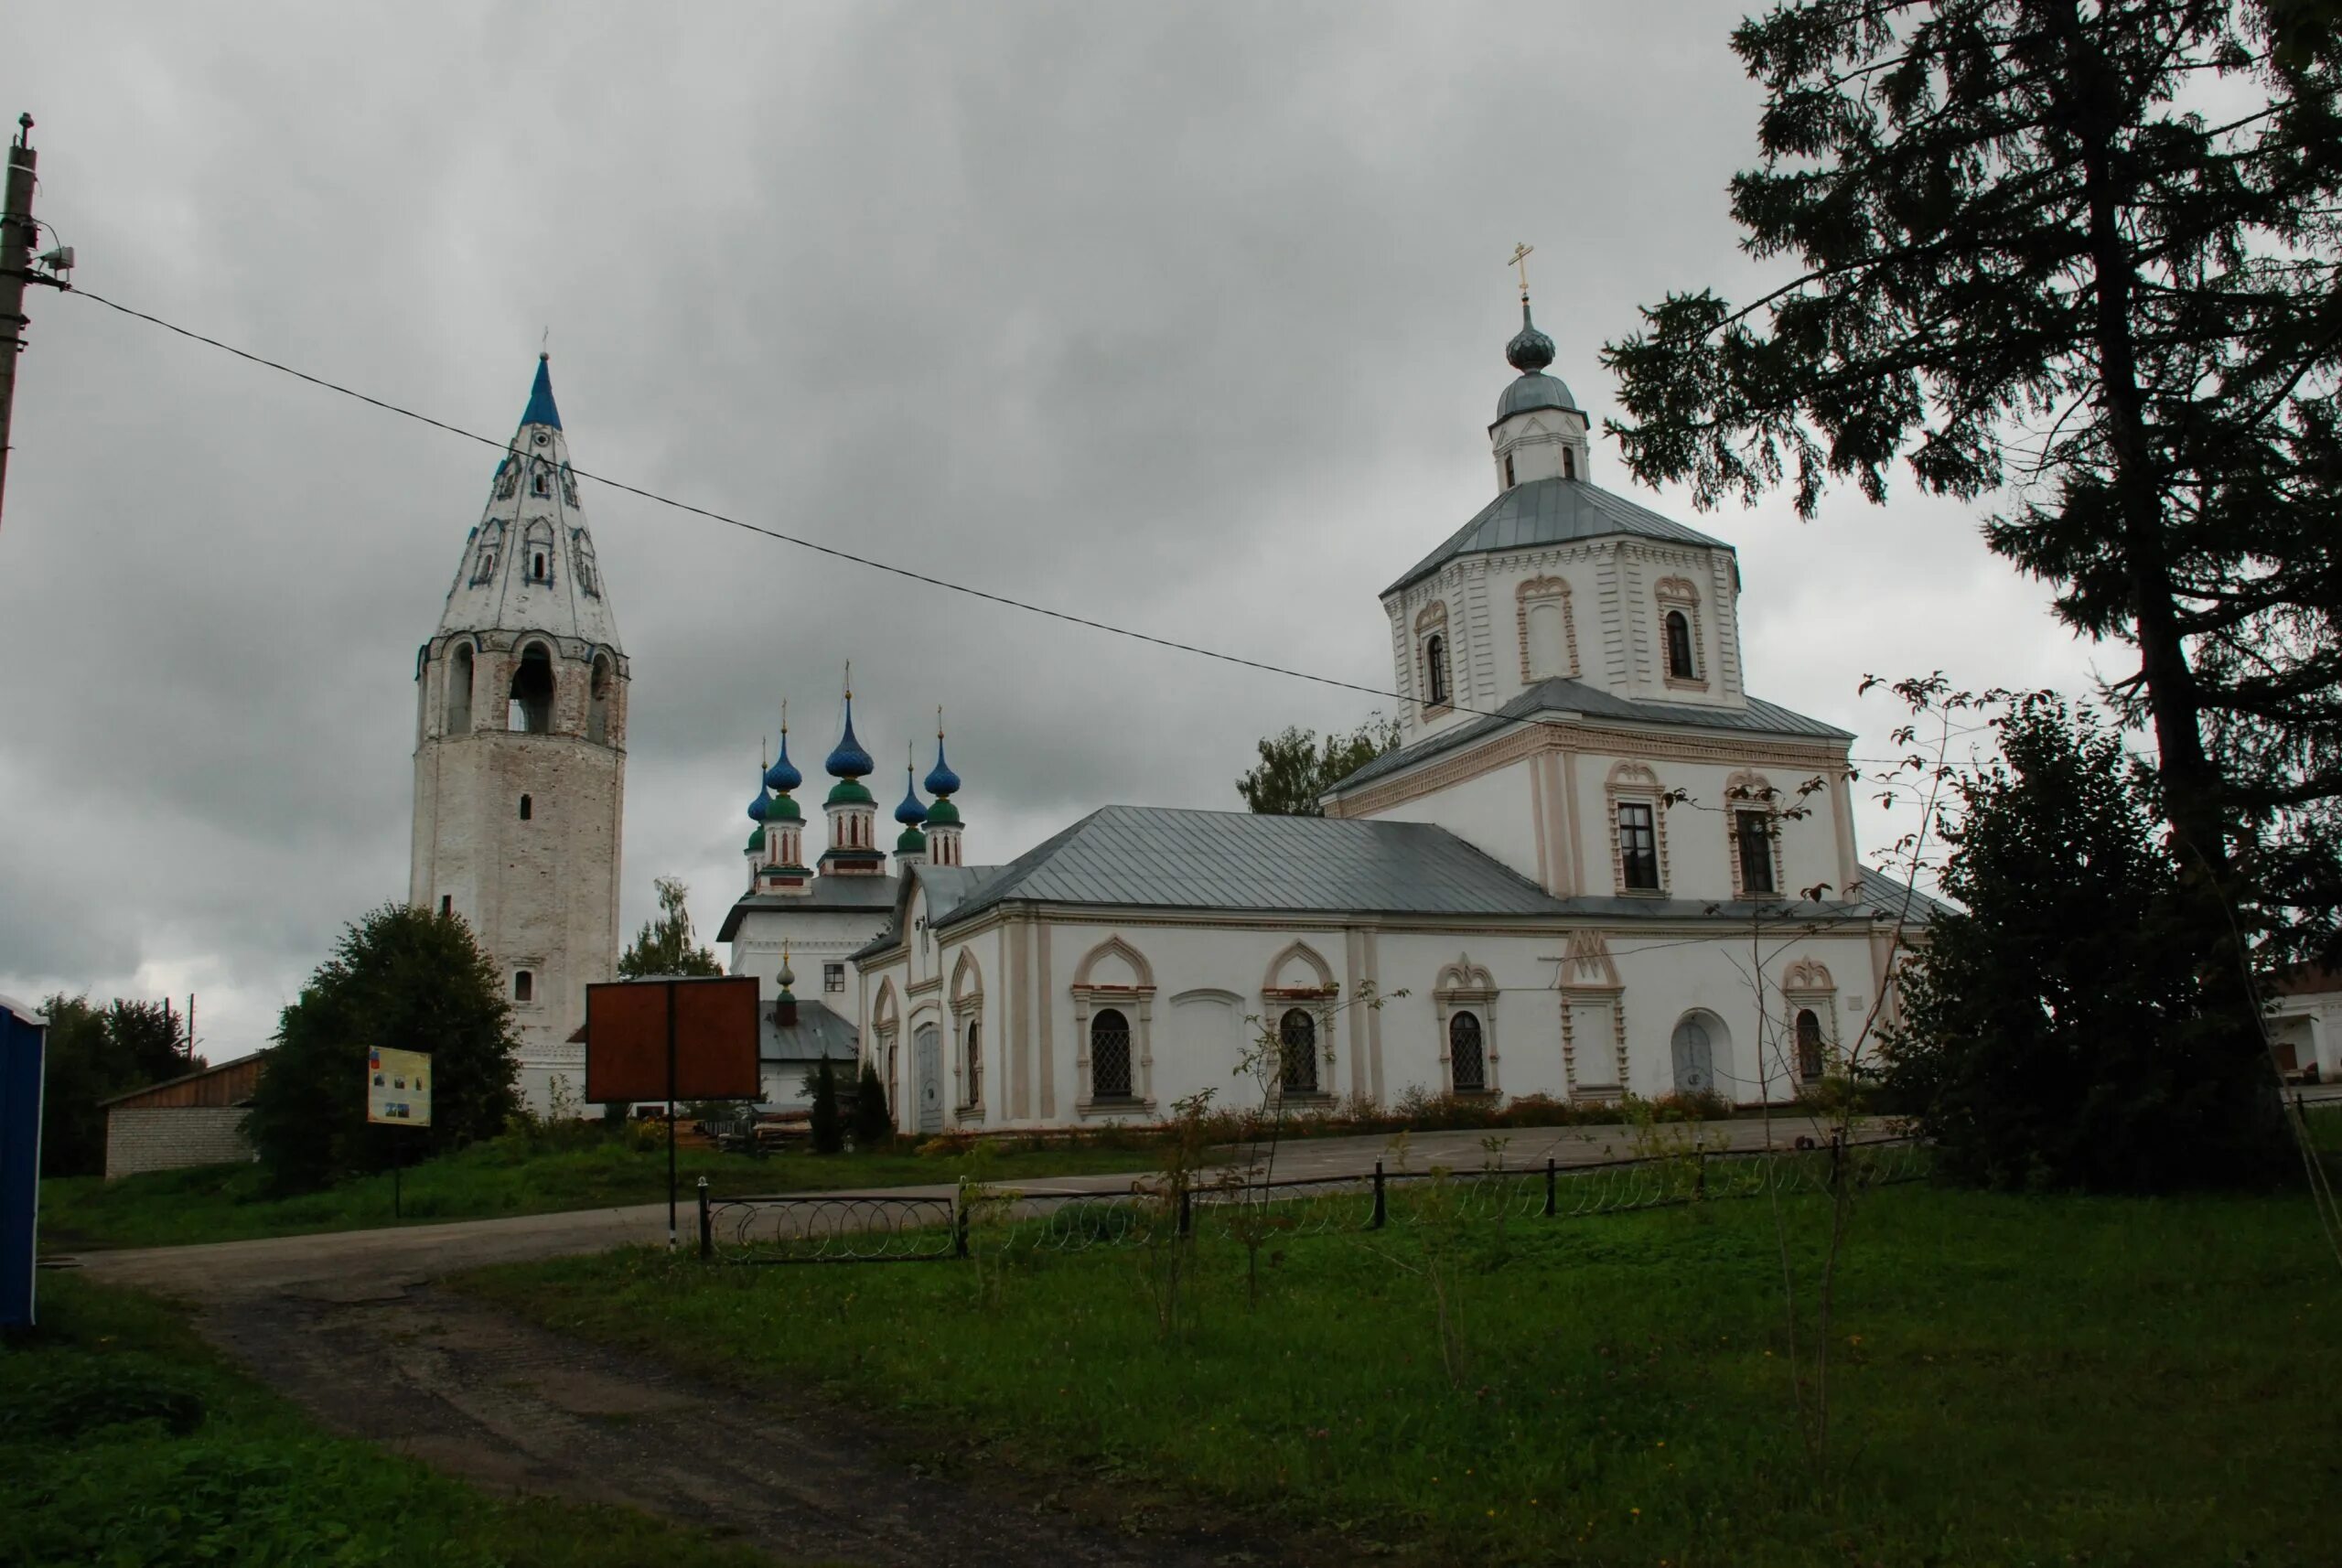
[1351,758,1543,888]
[1561,748,1853,905]
[730,905,888,1024]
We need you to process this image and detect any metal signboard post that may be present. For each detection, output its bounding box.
[585,975,760,1250]
[366,1047,432,1219]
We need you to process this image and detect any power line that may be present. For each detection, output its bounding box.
[69,285,1950,767]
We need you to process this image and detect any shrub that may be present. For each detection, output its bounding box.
[852,1059,894,1148]
[808,1059,843,1155]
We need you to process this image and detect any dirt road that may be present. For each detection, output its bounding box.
[72,1116,1837,1566]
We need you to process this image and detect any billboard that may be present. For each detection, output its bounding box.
[367,1047,433,1126]
[585,975,761,1102]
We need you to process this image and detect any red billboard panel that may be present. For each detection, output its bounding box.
[585,976,762,1102]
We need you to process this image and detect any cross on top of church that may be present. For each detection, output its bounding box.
[1508,242,1534,300]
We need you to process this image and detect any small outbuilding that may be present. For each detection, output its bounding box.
[2269,968,2340,1083]
[102,1054,266,1180]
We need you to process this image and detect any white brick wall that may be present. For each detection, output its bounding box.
[105,1106,254,1180]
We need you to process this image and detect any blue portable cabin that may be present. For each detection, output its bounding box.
[0,992,46,1329]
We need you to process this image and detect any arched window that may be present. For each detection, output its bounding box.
[587,654,613,744]
[445,643,475,734]
[571,527,600,598]
[1664,609,1696,681]
[964,1021,982,1107]
[532,464,550,498]
[514,970,534,1003]
[1424,633,1451,708]
[1563,447,1577,480]
[509,643,555,733]
[1090,1007,1133,1099]
[1502,453,1516,489]
[522,520,554,585]
[1796,1008,1825,1081]
[519,794,532,821]
[1279,1008,1319,1094]
[1449,1011,1486,1093]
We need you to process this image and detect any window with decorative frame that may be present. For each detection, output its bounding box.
[1515,575,1577,682]
[1654,576,1705,689]
[1448,1012,1487,1093]
[1433,952,1500,1096]
[1090,1008,1134,1099]
[1278,1008,1319,1094]
[1606,762,1670,896]
[1782,959,1838,1087]
[1414,599,1453,714]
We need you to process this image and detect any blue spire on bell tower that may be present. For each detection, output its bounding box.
[520,352,563,431]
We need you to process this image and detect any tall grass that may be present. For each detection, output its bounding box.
[469,1183,2338,1567]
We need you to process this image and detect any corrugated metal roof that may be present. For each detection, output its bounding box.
[1857,866,1955,925]
[935,806,1573,928]
[761,999,860,1064]
[1328,677,1853,798]
[1385,477,1730,596]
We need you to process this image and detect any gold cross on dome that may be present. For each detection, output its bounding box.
[1508,242,1534,300]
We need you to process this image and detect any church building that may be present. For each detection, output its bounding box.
[410,357,628,1112]
[848,295,1940,1135]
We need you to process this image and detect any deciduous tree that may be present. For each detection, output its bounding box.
[1236,714,1402,816]
[245,903,520,1194]
[618,876,723,979]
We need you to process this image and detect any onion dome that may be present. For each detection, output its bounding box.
[748,789,770,824]
[923,796,961,828]
[766,728,802,794]
[826,777,875,808]
[1505,298,1555,373]
[894,765,929,828]
[764,791,803,822]
[778,943,796,993]
[925,713,961,797]
[746,823,766,853]
[825,696,874,778]
[897,824,929,855]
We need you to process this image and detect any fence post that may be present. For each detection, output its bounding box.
[695,1176,712,1261]
[1371,1160,1387,1230]
[953,1177,971,1259]
[1177,1181,1192,1240]
[1543,1157,1557,1218]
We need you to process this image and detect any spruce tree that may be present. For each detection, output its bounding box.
[852,1058,894,1148]
[808,1058,843,1155]
[1606,2,2342,995]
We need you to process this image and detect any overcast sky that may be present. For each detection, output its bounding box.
[0,3,2110,1062]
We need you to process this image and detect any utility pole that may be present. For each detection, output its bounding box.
[1,113,71,534]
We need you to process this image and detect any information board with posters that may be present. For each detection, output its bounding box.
[366,1047,432,1126]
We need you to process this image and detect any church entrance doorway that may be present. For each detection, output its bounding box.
[914,1023,943,1134]
[1670,1013,1722,1097]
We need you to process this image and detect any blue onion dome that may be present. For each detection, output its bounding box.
[764,791,802,822]
[748,789,770,824]
[826,777,875,808]
[765,731,802,794]
[925,734,961,798]
[895,768,929,827]
[897,824,929,854]
[746,823,766,853]
[825,698,874,778]
[923,795,961,828]
[1505,298,1555,373]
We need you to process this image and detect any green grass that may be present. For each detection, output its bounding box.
[40,1132,1166,1249]
[1,1273,779,1568]
[466,1182,2342,1567]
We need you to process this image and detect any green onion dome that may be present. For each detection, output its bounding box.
[923,796,961,828]
[826,778,875,808]
[896,825,929,854]
[746,824,766,853]
[764,792,802,822]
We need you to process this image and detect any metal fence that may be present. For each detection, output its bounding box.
[697,1136,1928,1265]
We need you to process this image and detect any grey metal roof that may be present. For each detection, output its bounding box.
[1495,371,1578,423]
[716,877,899,941]
[1857,866,1956,925]
[1327,677,1853,798]
[761,998,860,1065]
[911,865,1004,924]
[934,805,1573,928]
[1385,477,1730,596]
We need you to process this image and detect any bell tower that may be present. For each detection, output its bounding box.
[409,355,628,1112]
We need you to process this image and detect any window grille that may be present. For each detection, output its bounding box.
[965,1021,982,1106]
[1449,1011,1486,1092]
[1279,1008,1319,1093]
[1797,1008,1825,1080]
[1090,1008,1133,1098]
